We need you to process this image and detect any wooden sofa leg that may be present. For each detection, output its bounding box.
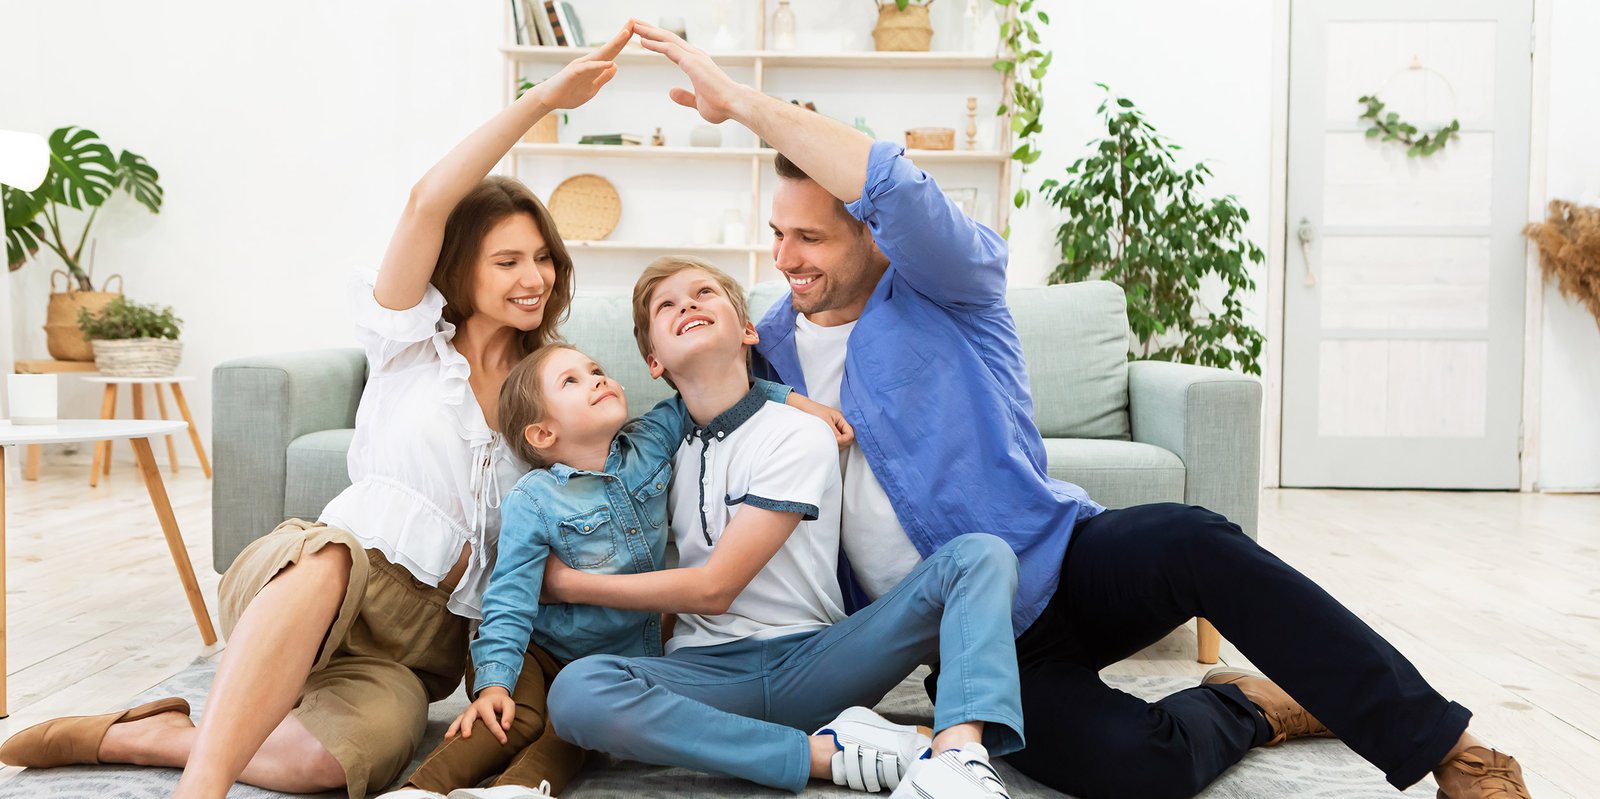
[1196,617,1221,664]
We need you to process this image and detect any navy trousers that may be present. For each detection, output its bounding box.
[929,503,1471,799]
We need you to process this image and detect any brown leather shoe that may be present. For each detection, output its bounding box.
[1202,667,1333,746]
[1434,746,1531,799]
[0,697,190,768]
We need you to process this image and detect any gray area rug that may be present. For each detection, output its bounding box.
[1,659,1436,798]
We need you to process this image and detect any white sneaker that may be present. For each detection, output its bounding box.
[448,783,556,799]
[814,706,934,793]
[374,791,446,799]
[889,743,1010,799]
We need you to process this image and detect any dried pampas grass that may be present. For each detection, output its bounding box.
[1525,199,1600,331]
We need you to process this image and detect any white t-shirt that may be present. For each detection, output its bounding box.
[666,394,847,653]
[794,313,925,600]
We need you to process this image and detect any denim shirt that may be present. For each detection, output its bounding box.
[470,380,792,695]
[752,141,1105,635]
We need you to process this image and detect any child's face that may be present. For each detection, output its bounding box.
[643,268,758,380]
[533,348,629,448]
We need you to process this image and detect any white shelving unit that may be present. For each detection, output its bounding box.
[501,2,1017,284]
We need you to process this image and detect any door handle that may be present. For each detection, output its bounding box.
[1296,218,1317,287]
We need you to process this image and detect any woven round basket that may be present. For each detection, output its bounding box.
[548,174,621,241]
[91,338,183,377]
[872,3,934,52]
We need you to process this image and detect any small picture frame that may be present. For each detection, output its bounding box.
[943,187,979,218]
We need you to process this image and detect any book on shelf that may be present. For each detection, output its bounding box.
[532,0,557,47]
[560,1,587,46]
[578,133,644,146]
[543,0,569,46]
[509,0,524,45]
[528,0,553,45]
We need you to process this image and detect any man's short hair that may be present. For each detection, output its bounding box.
[631,256,751,371]
[773,153,865,231]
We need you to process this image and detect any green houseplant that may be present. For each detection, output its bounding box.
[77,295,184,377]
[1041,88,1264,374]
[4,125,163,360]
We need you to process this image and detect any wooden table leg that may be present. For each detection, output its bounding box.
[90,384,118,487]
[24,445,41,481]
[154,384,180,474]
[1197,617,1221,665]
[130,386,149,489]
[169,383,211,480]
[1,445,9,717]
[130,437,218,646]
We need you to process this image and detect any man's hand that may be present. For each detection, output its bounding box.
[532,22,632,110]
[787,392,855,449]
[446,685,515,744]
[540,554,577,604]
[631,19,748,124]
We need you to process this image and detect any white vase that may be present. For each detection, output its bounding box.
[771,0,797,50]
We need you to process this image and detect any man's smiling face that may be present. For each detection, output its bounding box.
[770,176,889,327]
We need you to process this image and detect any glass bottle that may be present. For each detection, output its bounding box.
[771,0,797,51]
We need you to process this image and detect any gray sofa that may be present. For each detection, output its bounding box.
[213,280,1261,657]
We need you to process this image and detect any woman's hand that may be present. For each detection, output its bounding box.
[786,392,855,449]
[530,23,633,110]
[446,685,515,744]
[540,555,577,604]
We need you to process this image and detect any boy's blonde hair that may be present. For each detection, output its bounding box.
[497,342,580,468]
[631,256,751,369]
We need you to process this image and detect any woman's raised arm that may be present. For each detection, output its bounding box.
[372,23,634,311]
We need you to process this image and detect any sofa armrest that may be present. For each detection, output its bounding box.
[212,348,366,572]
[1127,360,1262,538]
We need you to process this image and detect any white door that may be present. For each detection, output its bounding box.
[1281,0,1532,489]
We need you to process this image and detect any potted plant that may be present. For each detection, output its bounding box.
[77,296,183,377]
[3,126,163,360]
[873,0,934,52]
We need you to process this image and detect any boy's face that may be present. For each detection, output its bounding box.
[643,268,758,381]
[530,348,629,450]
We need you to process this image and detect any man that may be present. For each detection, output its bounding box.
[628,18,1530,799]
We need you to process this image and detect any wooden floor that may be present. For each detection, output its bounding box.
[0,464,1596,796]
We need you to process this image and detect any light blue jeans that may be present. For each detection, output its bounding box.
[546,533,1024,793]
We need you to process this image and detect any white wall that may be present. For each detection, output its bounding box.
[2,1,503,465]
[1535,0,1600,491]
[4,0,1596,488]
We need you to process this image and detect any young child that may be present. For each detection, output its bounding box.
[539,257,1025,799]
[378,341,835,799]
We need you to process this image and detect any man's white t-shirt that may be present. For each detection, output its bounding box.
[794,313,925,600]
[666,397,848,653]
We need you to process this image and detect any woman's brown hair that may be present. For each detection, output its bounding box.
[430,175,574,356]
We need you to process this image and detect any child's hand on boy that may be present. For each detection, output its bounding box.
[786,392,855,449]
[447,686,516,744]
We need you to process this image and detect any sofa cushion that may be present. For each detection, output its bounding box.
[1010,283,1131,440]
[285,428,355,521]
[751,280,1132,440]
[1042,438,1184,510]
[561,292,677,414]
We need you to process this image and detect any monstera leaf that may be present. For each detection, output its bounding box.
[115,149,163,213]
[4,186,46,270]
[43,126,117,210]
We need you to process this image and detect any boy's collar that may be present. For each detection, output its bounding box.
[684,383,766,444]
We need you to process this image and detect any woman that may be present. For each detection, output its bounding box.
[0,25,634,799]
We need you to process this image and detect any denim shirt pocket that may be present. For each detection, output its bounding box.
[631,463,671,529]
[556,506,619,569]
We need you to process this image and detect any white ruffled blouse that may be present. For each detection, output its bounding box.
[319,269,528,619]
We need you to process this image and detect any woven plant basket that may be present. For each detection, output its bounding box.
[873,3,934,52]
[91,338,183,377]
[524,113,559,144]
[45,271,123,362]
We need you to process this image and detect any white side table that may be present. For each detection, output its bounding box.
[81,376,212,487]
[0,419,219,718]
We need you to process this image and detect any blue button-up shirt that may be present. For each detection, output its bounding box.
[752,141,1104,634]
[471,380,791,694]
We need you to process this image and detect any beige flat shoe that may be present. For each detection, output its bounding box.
[0,697,191,768]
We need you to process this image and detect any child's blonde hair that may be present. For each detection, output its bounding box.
[497,342,580,468]
[631,256,751,370]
